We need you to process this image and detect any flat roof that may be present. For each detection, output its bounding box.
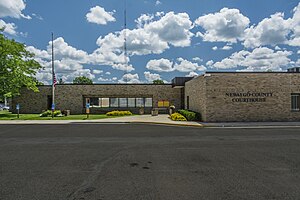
[205,71,299,74]
[37,83,172,87]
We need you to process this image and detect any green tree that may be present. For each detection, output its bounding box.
[0,32,42,99]
[73,76,93,84]
[153,79,164,84]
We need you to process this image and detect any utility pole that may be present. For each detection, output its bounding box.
[123,0,128,83]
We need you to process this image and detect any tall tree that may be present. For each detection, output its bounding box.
[0,32,42,98]
[73,76,93,84]
[153,79,164,84]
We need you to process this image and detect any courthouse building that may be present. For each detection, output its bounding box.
[12,70,300,122]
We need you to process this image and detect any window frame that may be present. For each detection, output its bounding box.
[291,93,300,112]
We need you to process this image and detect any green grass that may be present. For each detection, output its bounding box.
[0,111,119,120]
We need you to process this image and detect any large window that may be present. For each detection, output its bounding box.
[136,98,144,107]
[291,94,300,111]
[145,98,153,107]
[128,98,135,107]
[101,98,109,108]
[110,98,119,107]
[86,97,153,108]
[119,98,128,107]
[90,98,100,107]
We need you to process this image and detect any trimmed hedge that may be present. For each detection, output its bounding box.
[178,109,201,121]
[170,113,187,121]
[40,110,62,117]
[106,110,133,116]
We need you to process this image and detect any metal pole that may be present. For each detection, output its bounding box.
[51,32,55,118]
[123,0,128,83]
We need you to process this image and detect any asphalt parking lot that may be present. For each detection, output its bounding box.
[0,124,300,200]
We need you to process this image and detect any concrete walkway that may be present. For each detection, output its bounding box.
[0,114,203,127]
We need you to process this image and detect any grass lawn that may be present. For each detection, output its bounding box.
[0,111,119,120]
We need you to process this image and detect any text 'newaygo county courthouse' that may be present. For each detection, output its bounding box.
[12,69,300,122]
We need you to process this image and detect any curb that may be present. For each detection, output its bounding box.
[129,121,204,128]
[0,120,204,127]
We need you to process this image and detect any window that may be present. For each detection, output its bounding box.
[110,98,119,107]
[90,98,100,107]
[85,97,152,108]
[119,98,128,107]
[128,98,136,107]
[136,98,144,107]
[145,98,153,107]
[291,94,300,111]
[101,98,109,108]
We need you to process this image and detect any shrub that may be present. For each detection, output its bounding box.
[106,110,133,116]
[178,109,201,121]
[170,113,187,121]
[40,110,62,117]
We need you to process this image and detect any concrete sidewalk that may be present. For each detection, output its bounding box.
[0,114,203,127]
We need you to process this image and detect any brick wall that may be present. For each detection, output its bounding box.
[12,84,182,114]
[185,73,300,122]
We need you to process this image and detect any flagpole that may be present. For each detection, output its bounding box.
[51,32,55,118]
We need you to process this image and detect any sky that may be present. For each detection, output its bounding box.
[0,0,299,84]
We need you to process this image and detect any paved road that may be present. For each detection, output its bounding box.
[0,124,300,200]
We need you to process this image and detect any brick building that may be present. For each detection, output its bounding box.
[12,71,300,122]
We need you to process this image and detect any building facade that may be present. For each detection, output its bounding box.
[185,72,300,122]
[12,72,300,122]
[12,84,183,115]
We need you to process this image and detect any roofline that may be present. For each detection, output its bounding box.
[37,83,172,87]
[205,71,298,74]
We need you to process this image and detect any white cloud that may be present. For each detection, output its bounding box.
[144,71,161,82]
[222,45,232,50]
[289,3,300,46]
[135,14,154,28]
[93,70,103,74]
[298,50,300,54]
[206,60,214,67]
[105,72,111,75]
[212,46,218,51]
[26,37,132,84]
[186,71,198,77]
[243,13,292,48]
[195,8,250,43]
[213,47,292,71]
[155,0,162,6]
[275,46,281,50]
[98,76,117,82]
[96,12,193,56]
[146,58,206,73]
[111,63,135,72]
[0,0,31,19]
[0,19,17,35]
[118,73,140,83]
[174,58,206,72]
[192,57,203,62]
[146,12,194,47]
[86,6,115,25]
[146,58,174,72]
[32,13,43,20]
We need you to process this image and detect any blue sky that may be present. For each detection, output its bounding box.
[0,0,299,83]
